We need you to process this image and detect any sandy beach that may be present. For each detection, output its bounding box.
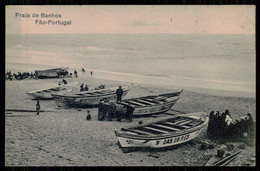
[5,77,256,166]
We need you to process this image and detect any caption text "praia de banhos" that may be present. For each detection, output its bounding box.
[15,13,72,26]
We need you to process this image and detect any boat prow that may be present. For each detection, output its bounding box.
[27,82,78,100]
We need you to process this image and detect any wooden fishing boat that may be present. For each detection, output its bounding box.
[115,112,209,150]
[35,67,69,79]
[98,90,183,120]
[51,85,132,107]
[27,82,78,100]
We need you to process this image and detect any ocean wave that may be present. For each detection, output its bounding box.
[80,67,254,87]
[169,75,254,86]
[86,46,132,53]
[13,44,23,48]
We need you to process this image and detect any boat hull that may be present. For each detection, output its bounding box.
[27,82,78,100]
[35,67,69,79]
[115,112,209,148]
[51,86,131,107]
[132,97,179,116]
[117,127,203,148]
[98,91,183,119]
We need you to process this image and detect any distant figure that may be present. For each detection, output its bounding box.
[138,121,143,124]
[84,84,89,91]
[116,86,123,103]
[82,68,85,72]
[86,110,91,120]
[74,70,78,78]
[62,79,67,84]
[36,100,40,115]
[90,71,93,78]
[80,83,84,91]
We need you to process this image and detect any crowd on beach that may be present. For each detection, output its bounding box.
[207,109,255,145]
[6,68,93,81]
[5,71,38,80]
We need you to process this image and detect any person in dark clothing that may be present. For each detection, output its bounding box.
[84,84,89,91]
[74,70,78,78]
[62,79,67,84]
[125,106,134,122]
[80,83,84,91]
[246,113,255,143]
[207,111,215,137]
[82,68,85,72]
[219,111,227,138]
[18,72,22,80]
[86,110,91,120]
[36,100,40,115]
[90,71,93,78]
[116,86,123,103]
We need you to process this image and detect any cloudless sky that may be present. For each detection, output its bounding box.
[6,5,255,34]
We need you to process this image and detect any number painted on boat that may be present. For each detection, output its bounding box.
[163,134,190,145]
[126,140,133,144]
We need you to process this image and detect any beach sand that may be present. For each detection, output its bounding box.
[5,77,256,166]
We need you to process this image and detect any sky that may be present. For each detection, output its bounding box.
[6,5,255,34]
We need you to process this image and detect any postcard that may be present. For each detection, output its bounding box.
[5,5,256,166]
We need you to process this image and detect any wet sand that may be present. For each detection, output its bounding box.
[5,77,256,166]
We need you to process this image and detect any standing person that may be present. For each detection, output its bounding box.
[62,79,67,84]
[90,71,93,78]
[80,83,84,91]
[116,86,123,103]
[84,84,89,91]
[207,111,215,137]
[36,100,40,115]
[74,70,78,78]
[86,110,91,120]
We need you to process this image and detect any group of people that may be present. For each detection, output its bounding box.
[5,71,38,80]
[207,109,255,143]
[58,79,68,86]
[98,100,134,122]
[81,68,93,78]
[80,83,89,91]
[6,68,93,81]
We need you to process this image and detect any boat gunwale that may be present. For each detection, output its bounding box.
[124,97,180,109]
[35,67,69,73]
[115,121,207,140]
[27,82,78,94]
[51,86,131,98]
[122,90,183,103]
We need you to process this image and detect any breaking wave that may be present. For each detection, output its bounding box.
[13,44,23,48]
[86,46,131,53]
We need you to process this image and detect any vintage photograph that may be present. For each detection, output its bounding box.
[5,5,255,166]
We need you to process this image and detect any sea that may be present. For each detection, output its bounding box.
[5,34,255,97]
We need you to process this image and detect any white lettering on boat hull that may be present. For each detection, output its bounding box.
[118,128,203,148]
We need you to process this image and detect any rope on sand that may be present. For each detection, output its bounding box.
[168,109,187,114]
[6,114,35,117]
[5,109,53,113]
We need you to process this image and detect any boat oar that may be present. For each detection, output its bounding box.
[169,109,186,114]
[212,150,242,166]
[5,109,54,113]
